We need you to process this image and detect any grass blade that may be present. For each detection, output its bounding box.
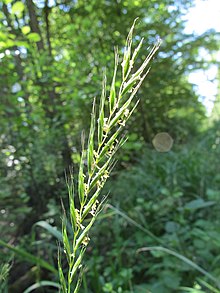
[137,246,220,289]
[0,239,57,274]
[23,281,61,293]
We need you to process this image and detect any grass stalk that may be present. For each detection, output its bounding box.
[58,19,161,292]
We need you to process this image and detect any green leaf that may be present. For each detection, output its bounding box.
[11,1,25,16]
[165,221,179,233]
[185,199,215,210]
[0,32,7,41]
[34,221,62,241]
[3,0,13,4]
[0,239,57,274]
[62,219,71,263]
[58,249,67,293]
[180,287,205,293]
[67,176,77,232]
[78,151,85,204]
[27,33,41,42]
[98,74,106,145]
[82,188,100,219]
[121,18,138,80]
[23,281,61,293]
[87,99,96,176]
[21,26,31,35]
[138,246,220,288]
[70,248,86,282]
[109,49,118,113]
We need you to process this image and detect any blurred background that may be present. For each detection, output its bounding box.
[0,0,220,292]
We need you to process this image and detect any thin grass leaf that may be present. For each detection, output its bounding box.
[179,288,204,293]
[98,127,122,160]
[121,75,140,96]
[98,74,106,145]
[118,68,150,118]
[78,150,85,205]
[23,281,61,293]
[109,48,119,113]
[73,268,83,293]
[198,278,220,293]
[87,98,96,176]
[82,188,101,219]
[109,71,149,129]
[66,172,77,232]
[122,18,138,80]
[62,219,71,264]
[75,216,97,251]
[137,246,220,289]
[34,221,62,241]
[58,247,67,293]
[107,204,163,244]
[130,37,144,66]
[70,248,86,281]
[0,239,57,274]
[70,198,77,232]
[133,38,161,79]
[0,263,11,282]
[89,155,113,190]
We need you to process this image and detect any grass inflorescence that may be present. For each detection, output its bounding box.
[58,19,161,293]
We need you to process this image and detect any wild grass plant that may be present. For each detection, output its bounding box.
[1,20,219,293]
[58,19,161,293]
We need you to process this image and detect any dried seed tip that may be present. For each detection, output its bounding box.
[84,183,88,192]
[90,199,99,216]
[124,109,129,117]
[75,208,82,228]
[93,150,98,158]
[118,120,126,127]
[104,171,109,179]
[103,117,109,133]
[82,236,90,246]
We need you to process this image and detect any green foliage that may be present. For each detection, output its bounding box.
[0,0,219,291]
[80,133,220,292]
[23,281,61,293]
[0,263,10,293]
[0,239,57,274]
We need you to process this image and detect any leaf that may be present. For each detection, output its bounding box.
[11,1,25,16]
[121,18,138,80]
[98,74,106,145]
[23,281,61,293]
[34,221,62,241]
[165,221,179,233]
[0,239,57,274]
[58,249,67,293]
[21,26,31,35]
[138,246,220,288]
[0,32,7,41]
[180,288,203,293]
[27,33,41,42]
[109,48,118,113]
[87,99,96,175]
[184,199,215,210]
[78,151,85,204]
[62,220,71,263]
[70,248,86,282]
[3,0,13,3]
[162,272,180,289]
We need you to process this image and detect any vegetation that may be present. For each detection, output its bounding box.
[0,0,219,292]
